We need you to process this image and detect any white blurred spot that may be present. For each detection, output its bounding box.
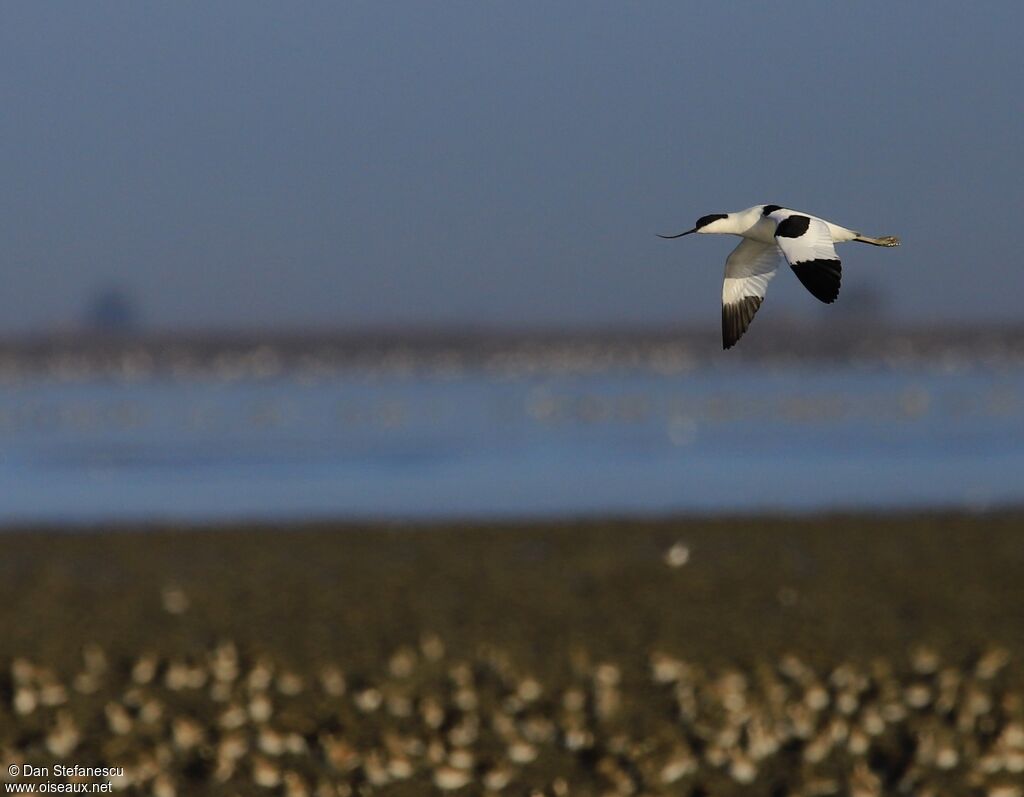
[664,542,690,568]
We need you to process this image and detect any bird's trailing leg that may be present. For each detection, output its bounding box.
[853,234,900,247]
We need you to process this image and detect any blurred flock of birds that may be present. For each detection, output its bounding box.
[4,618,1023,797]
[1,328,1023,384]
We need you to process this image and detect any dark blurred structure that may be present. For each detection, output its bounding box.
[83,286,140,334]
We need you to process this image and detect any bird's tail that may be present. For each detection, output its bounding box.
[854,234,900,247]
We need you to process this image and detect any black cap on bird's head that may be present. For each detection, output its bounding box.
[657,213,728,239]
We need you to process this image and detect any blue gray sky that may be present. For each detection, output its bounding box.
[2,1,1022,333]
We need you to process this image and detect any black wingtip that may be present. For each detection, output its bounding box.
[790,258,842,304]
[722,296,763,350]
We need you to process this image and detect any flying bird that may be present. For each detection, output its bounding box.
[659,205,899,349]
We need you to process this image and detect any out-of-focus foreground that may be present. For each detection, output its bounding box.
[2,514,1023,795]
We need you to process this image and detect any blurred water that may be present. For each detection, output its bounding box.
[0,363,1021,524]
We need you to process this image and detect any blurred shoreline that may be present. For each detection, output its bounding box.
[3,335,1024,522]
[1,322,1023,381]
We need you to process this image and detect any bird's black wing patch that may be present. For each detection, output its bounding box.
[722,296,763,349]
[761,204,782,216]
[775,214,811,238]
[790,259,842,303]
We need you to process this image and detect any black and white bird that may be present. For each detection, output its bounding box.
[659,205,899,349]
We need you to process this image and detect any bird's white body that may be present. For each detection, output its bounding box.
[659,204,899,349]
[697,205,860,245]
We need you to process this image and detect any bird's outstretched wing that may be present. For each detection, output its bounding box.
[722,237,780,349]
[767,210,841,303]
